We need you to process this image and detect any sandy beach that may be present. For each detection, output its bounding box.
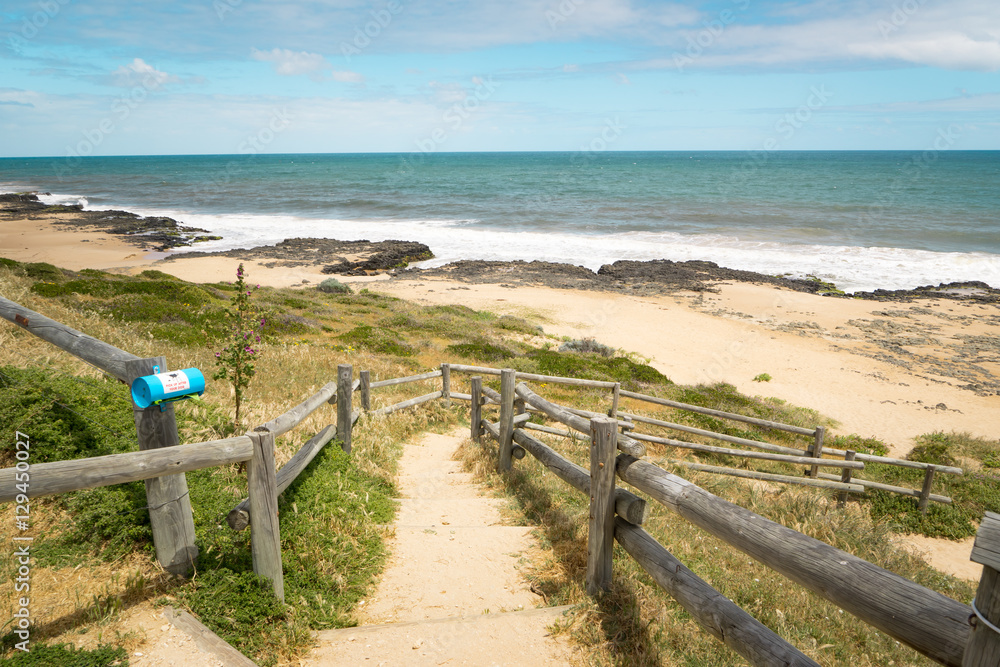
[4,200,999,583]
[4,205,998,455]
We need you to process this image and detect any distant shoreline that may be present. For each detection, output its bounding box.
[2,192,998,303]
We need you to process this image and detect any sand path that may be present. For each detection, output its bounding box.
[305,427,574,666]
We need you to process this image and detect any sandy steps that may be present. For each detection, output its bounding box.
[305,428,573,666]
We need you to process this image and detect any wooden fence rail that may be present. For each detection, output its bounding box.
[615,518,821,667]
[0,295,138,382]
[0,437,253,502]
[1,298,199,574]
[475,404,821,664]
[616,454,971,666]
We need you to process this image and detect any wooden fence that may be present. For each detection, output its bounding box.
[2,298,997,666]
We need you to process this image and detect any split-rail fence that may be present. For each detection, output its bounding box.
[1,296,997,667]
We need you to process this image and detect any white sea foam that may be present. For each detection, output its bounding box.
[136,208,1000,294]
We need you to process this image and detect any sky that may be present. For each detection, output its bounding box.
[1,0,999,157]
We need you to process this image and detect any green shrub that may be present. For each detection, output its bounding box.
[318,278,351,294]
[0,642,127,666]
[752,373,772,382]
[909,433,958,467]
[338,325,414,356]
[829,434,889,457]
[517,349,669,388]
[22,262,64,281]
[446,341,515,361]
[558,338,615,357]
[181,569,289,664]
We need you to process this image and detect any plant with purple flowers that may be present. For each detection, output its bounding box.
[214,263,261,430]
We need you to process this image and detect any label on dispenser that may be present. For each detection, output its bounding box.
[156,371,191,394]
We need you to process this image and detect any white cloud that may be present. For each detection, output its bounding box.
[251,47,364,82]
[110,58,179,88]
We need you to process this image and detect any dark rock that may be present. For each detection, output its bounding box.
[0,192,211,251]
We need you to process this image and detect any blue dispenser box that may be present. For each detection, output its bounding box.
[131,368,205,409]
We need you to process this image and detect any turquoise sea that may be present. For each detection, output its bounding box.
[1,151,998,292]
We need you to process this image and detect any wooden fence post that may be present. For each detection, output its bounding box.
[247,429,284,602]
[610,382,620,420]
[918,467,936,515]
[808,425,825,477]
[963,512,1000,666]
[359,370,371,411]
[337,364,353,453]
[470,376,483,444]
[441,363,451,408]
[587,417,617,595]
[838,450,856,509]
[125,357,198,576]
[498,369,516,471]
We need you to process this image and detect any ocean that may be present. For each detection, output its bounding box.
[1,151,998,293]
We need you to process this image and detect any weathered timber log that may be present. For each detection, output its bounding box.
[126,357,197,576]
[616,455,971,666]
[256,381,336,437]
[513,371,616,389]
[162,608,257,667]
[509,426,647,525]
[808,426,826,477]
[247,430,283,602]
[918,467,936,514]
[630,431,864,470]
[587,418,616,594]
[227,425,336,530]
[447,363,617,388]
[672,460,864,494]
[564,405,634,430]
[441,363,451,407]
[838,450,856,508]
[450,392,473,401]
[620,409,961,475]
[470,376,483,443]
[359,370,371,410]
[615,519,820,667]
[447,363,501,377]
[0,296,138,381]
[481,385,501,405]
[619,389,817,436]
[370,391,443,416]
[515,383,645,457]
[523,422,575,439]
[499,369,517,471]
[964,512,1000,666]
[0,437,252,502]
[815,472,952,504]
[369,369,443,388]
[337,365,353,453]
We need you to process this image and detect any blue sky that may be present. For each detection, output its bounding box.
[1,0,998,156]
